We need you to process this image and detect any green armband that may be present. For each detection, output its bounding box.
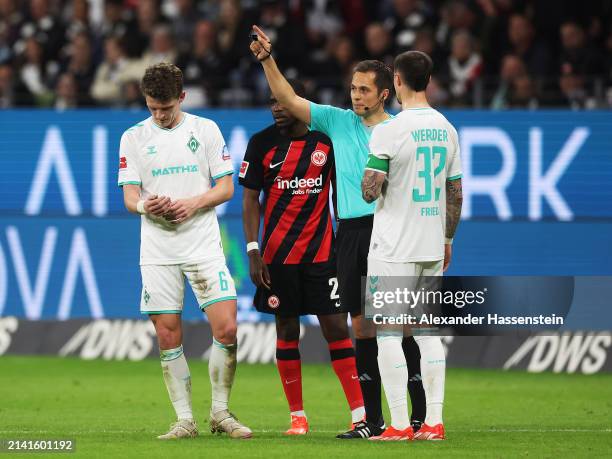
[365,154,389,173]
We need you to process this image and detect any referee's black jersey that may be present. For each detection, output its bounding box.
[239,125,335,265]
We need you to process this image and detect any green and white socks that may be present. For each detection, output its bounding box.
[160,345,193,421]
[209,338,238,414]
[160,340,238,419]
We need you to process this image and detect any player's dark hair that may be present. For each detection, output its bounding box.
[286,78,306,98]
[352,60,393,96]
[140,62,183,101]
[393,51,433,92]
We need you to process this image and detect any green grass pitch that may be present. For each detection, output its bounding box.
[1,356,610,458]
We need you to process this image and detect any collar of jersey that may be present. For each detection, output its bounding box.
[359,111,394,130]
[151,114,187,132]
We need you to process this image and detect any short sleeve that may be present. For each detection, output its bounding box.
[309,102,345,137]
[447,126,462,180]
[238,134,265,190]
[117,132,141,186]
[369,123,395,160]
[204,120,234,180]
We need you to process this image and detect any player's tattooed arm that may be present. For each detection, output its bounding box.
[361,169,386,203]
[445,178,463,239]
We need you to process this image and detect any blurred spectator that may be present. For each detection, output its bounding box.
[490,54,527,109]
[257,0,307,72]
[303,0,343,52]
[120,79,145,109]
[364,22,394,67]
[309,34,357,106]
[17,0,65,62]
[217,0,252,71]
[98,0,135,46]
[558,64,597,110]
[0,0,25,52]
[0,62,33,106]
[125,0,168,58]
[54,71,94,109]
[444,29,482,106]
[382,0,433,52]
[135,24,177,71]
[169,0,200,55]
[17,36,54,105]
[60,31,95,102]
[436,0,477,52]
[0,0,608,109]
[62,0,91,44]
[91,36,138,105]
[507,14,551,77]
[559,21,603,78]
[176,20,224,106]
[508,74,538,109]
[425,75,449,107]
[477,0,515,75]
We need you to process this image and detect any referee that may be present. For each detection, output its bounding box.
[250,25,426,438]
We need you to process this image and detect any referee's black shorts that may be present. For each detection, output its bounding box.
[336,215,373,317]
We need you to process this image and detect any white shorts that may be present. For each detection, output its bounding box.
[365,258,444,320]
[367,258,444,277]
[140,257,237,315]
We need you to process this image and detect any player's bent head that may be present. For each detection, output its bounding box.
[393,50,433,92]
[141,62,184,103]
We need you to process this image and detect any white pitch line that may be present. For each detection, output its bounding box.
[0,429,610,435]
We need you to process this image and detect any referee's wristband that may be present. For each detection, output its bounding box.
[445,237,453,245]
[246,241,259,253]
[136,200,147,215]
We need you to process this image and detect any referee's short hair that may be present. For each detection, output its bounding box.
[353,60,393,95]
[394,51,433,92]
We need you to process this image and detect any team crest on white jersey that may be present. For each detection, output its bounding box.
[311,150,327,166]
[187,133,201,153]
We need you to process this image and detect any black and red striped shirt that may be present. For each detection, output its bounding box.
[239,125,335,265]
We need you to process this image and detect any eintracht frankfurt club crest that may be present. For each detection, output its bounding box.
[311,150,327,166]
[268,295,280,309]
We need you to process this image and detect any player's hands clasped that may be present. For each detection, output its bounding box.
[166,197,202,224]
[144,195,172,217]
[248,249,271,289]
[250,25,272,62]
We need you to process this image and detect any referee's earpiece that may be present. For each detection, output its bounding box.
[364,95,386,111]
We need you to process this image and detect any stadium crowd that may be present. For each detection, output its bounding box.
[0,0,611,110]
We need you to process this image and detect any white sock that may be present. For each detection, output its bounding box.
[414,335,446,426]
[209,338,237,414]
[290,410,306,418]
[377,335,410,430]
[351,406,366,424]
[160,345,193,421]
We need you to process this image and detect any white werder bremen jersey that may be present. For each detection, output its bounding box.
[117,113,233,265]
[368,107,462,262]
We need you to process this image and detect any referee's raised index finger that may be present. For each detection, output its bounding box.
[252,25,269,41]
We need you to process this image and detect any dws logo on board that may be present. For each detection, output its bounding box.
[504,332,611,374]
[59,320,157,360]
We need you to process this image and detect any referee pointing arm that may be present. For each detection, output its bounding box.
[250,25,427,438]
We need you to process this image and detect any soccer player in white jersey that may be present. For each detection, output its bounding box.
[118,63,251,440]
[361,51,463,441]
